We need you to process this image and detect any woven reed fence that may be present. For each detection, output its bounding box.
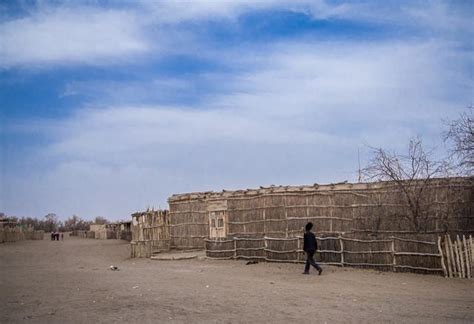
[0,228,25,242]
[169,199,208,250]
[170,178,473,250]
[0,229,44,243]
[131,210,170,258]
[23,230,45,240]
[206,235,448,275]
[70,230,86,238]
[439,234,473,279]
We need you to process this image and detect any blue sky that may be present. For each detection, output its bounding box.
[0,0,472,221]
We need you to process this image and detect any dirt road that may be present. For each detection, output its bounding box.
[1,236,472,323]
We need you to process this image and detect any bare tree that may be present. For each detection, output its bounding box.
[445,106,473,174]
[362,137,446,232]
[43,213,60,232]
[93,216,109,225]
[62,215,91,231]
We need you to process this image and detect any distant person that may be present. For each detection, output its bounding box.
[51,232,54,241]
[303,222,322,275]
[61,233,64,240]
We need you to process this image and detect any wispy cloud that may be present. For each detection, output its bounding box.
[1,1,471,69]
[5,36,471,217]
[0,6,149,68]
[1,0,472,219]
[139,0,349,23]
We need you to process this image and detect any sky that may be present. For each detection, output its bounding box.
[0,0,473,221]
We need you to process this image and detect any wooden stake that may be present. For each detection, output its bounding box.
[264,237,268,260]
[233,238,237,259]
[448,235,457,277]
[445,235,453,278]
[454,240,462,278]
[339,236,344,267]
[469,235,474,273]
[463,235,470,279]
[438,236,447,278]
[457,235,465,278]
[391,236,396,272]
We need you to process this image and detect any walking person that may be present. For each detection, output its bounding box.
[303,222,322,275]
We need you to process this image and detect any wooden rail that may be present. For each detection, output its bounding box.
[205,235,448,275]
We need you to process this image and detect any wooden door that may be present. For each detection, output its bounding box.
[209,211,227,239]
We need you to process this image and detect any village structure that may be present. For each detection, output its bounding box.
[70,221,131,240]
[127,177,473,278]
[2,177,472,278]
[0,216,44,243]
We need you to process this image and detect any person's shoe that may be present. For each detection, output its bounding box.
[318,269,323,276]
[302,271,309,275]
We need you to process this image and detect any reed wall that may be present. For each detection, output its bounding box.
[0,228,45,243]
[169,177,473,250]
[131,210,170,257]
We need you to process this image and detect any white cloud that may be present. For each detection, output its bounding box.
[1,1,470,69]
[140,0,341,23]
[1,1,472,219]
[0,0,350,68]
[3,37,470,219]
[0,7,149,67]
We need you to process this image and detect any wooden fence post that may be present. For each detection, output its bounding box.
[457,235,465,278]
[454,240,461,278]
[445,235,453,278]
[391,236,396,272]
[438,236,447,278]
[463,235,470,279]
[233,238,237,260]
[467,235,474,275]
[469,235,473,277]
[264,236,268,261]
[448,235,457,277]
[339,236,344,267]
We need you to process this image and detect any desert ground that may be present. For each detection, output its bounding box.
[1,236,473,324]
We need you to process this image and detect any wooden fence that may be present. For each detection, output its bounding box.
[131,210,170,258]
[205,235,447,275]
[439,234,473,279]
[0,229,45,243]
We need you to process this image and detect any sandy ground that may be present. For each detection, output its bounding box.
[1,236,473,324]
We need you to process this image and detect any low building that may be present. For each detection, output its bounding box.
[168,177,473,250]
[89,223,117,239]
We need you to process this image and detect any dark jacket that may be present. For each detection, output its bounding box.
[303,231,317,252]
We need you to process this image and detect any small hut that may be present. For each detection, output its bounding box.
[89,223,117,239]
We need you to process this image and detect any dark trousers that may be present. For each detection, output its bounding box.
[304,250,322,273]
